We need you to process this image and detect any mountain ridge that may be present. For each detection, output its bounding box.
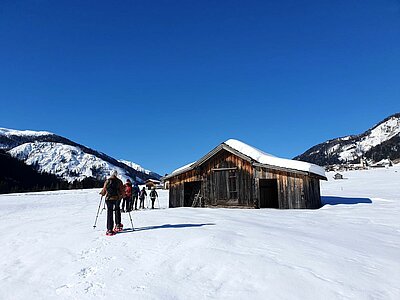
[0,127,161,183]
[294,113,400,166]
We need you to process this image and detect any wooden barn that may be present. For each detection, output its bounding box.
[164,139,327,209]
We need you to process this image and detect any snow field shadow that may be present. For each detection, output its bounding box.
[117,223,216,234]
[322,196,372,206]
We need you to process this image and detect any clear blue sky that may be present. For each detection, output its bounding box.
[1,0,399,175]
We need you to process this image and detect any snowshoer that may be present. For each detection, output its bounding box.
[139,187,147,209]
[132,182,140,210]
[149,187,158,209]
[100,170,124,236]
[122,178,132,212]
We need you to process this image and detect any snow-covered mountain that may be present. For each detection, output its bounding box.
[294,113,400,166]
[1,128,161,183]
[119,159,152,175]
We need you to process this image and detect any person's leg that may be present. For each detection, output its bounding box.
[127,196,132,211]
[122,198,127,212]
[151,198,155,209]
[105,200,114,231]
[115,199,122,226]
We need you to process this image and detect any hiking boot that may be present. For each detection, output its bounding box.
[106,230,116,236]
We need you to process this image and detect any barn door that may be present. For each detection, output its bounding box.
[259,179,279,208]
[214,170,228,201]
[212,168,238,204]
[183,181,201,207]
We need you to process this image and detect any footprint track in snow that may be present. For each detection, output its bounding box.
[77,266,98,279]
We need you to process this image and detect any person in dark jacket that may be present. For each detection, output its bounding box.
[100,170,124,236]
[139,187,147,209]
[132,182,140,210]
[149,187,158,209]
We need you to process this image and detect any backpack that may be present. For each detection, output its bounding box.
[150,190,157,198]
[106,178,119,197]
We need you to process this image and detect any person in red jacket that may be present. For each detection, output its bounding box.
[122,178,133,212]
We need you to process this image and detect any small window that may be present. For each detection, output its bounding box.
[228,170,238,199]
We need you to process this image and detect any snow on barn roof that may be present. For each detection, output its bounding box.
[224,139,326,178]
[170,161,196,176]
[167,139,326,179]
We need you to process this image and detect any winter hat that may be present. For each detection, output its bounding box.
[111,170,118,177]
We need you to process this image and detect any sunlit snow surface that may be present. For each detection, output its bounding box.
[0,167,399,299]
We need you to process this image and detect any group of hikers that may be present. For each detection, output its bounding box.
[99,170,159,236]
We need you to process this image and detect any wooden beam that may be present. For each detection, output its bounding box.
[211,167,238,172]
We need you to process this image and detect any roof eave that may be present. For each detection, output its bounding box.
[253,162,327,180]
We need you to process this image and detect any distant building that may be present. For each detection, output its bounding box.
[164,140,327,209]
[163,180,170,190]
[145,179,161,190]
[333,173,344,180]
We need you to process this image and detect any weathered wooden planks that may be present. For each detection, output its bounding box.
[168,149,322,209]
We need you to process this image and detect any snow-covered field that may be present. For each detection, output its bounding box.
[0,167,399,300]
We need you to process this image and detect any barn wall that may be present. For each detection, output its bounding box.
[200,150,254,207]
[254,167,322,209]
[168,150,254,207]
[168,169,200,208]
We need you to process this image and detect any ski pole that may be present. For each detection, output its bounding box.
[157,196,160,209]
[127,210,135,231]
[93,196,103,228]
[101,200,106,214]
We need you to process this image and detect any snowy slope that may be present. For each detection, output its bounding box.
[0,128,53,138]
[1,127,160,182]
[8,142,131,182]
[338,115,400,161]
[0,127,55,149]
[0,167,399,299]
[295,113,400,166]
[119,160,151,174]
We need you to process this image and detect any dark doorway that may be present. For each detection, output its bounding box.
[184,181,201,207]
[259,179,279,208]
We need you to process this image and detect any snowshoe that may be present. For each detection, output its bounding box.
[114,223,123,232]
[106,230,116,236]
